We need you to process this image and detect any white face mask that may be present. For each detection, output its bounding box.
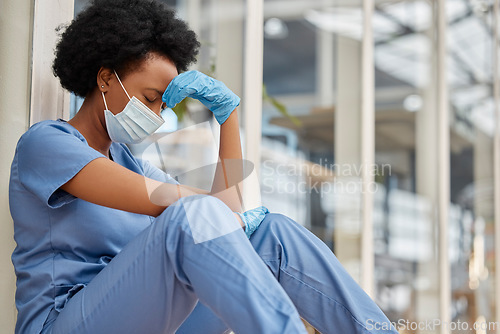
[102,70,165,144]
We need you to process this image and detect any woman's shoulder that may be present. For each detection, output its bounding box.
[18,119,86,149]
[15,119,97,165]
[22,119,82,139]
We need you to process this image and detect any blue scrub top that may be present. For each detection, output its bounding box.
[9,119,179,334]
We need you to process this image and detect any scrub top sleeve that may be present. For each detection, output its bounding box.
[17,123,106,208]
[140,159,180,185]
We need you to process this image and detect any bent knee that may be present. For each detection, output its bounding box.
[259,212,295,232]
[180,194,233,214]
[157,194,240,242]
[159,194,230,219]
[264,212,287,221]
[262,212,290,223]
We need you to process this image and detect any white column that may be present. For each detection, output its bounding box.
[437,0,451,332]
[242,0,264,208]
[316,29,335,107]
[493,0,500,327]
[415,4,440,327]
[0,0,34,331]
[215,0,244,97]
[334,35,362,284]
[30,0,74,124]
[185,0,202,38]
[360,0,375,297]
[179,0,202,72]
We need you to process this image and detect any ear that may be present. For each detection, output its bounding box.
[97,67,114,92]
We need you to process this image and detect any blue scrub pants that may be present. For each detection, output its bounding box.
[41,194,398,334]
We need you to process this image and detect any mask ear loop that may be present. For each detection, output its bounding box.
[113,70,132,100]
[102,92,109,111]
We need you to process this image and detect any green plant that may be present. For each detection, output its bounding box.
[262,84,302,127]
[171,97,190,122]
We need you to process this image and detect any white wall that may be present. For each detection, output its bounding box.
[0,0,33,331]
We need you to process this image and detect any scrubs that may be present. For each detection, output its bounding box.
[10,119,399,334]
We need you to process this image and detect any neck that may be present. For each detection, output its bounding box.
[68,89,112,158]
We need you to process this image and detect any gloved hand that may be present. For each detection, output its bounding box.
[162,70,241,125]
[235,206,269,239]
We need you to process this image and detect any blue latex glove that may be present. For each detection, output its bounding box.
[162,71,241,125]
[236,206,269,239]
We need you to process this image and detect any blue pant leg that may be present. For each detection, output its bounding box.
[168,195,307,334]
[176,211,399,334]
[48,195,307,334]
[176,301,231,334]
[249,213,399,334]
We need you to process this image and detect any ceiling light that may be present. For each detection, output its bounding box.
[264,18,289,39]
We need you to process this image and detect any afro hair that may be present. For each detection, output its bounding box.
[52,0,200,97]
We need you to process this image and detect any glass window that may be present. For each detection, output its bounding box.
[373,1,439,332]
[447,0,496,331]
[262,0,365,285]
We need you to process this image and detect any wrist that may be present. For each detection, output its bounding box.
[213,96,240,125]
[233,212,245,229]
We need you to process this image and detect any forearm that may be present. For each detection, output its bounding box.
[60,157,203,218]
[156,182,244,229]
[176,183,241,212]
[146,181,201,215]
[233,212,245,229]
[164,70,244,212]
[210,108,244,212]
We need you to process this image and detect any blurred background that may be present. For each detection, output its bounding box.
[1,0,499,333]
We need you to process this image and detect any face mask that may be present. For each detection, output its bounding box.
[102,70,165,144]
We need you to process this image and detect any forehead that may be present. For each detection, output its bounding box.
[126,54,178,89]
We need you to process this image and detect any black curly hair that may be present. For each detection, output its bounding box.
[53,0,200,97]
